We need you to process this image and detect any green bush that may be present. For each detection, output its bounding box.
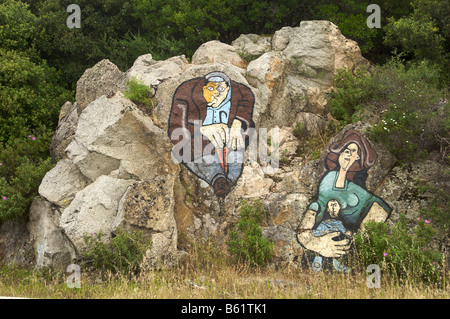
[416,180,450,247]
[122,77,154,112]
[384,0,449,61]
[368,59,447,162]
[354,214,445,285]
[226,199,273,267]
[0,49,71,142]
[0,135,55,221]
[0,49,71,221]
[327,66,376,125]
[0,0,38,52]
[80,229,151,275]
[293,122,307,139]
[328,57,448,163]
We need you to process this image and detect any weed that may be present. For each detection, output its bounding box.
[80,228,151,276]
[237,48,262,65]
[226,199,273,267]
[122,77,154,113]
[354,214,445,285]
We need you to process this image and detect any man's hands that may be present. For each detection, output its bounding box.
[200,119,244,151]
[228,119,245,151]
[200,123,228,150]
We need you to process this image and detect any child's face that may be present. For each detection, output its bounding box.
[327,200,341,218]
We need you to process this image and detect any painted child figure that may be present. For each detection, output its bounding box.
[310,200,352,273]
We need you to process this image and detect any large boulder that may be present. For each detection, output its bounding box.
[36,86,181,262]
[59,175,134,249]
[248,20,370,129]
[125,54,189,90]
[114,176,183,268]
[28,197,76,269]
[231,34,271,56]
[39,159,90,207]
[191,40,247,68]
[65,93,177,181]
[50,101,82,160]
[75,59,126,110]
[279,21,369,83]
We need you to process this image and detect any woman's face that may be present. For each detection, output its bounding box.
[338,143,360,171]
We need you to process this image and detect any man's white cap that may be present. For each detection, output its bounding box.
[205,72,230,85]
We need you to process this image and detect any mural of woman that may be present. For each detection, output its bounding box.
[296,130,392,272]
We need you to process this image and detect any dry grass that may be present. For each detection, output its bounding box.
[0,242,448,299]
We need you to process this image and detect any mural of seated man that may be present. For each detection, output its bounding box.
[297,130,392,272]
[168,72,255,197]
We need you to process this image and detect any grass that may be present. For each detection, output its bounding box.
[0,241,448,299]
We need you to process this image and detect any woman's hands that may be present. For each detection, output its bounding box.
[297,210,352,258]
[298,231,352,258]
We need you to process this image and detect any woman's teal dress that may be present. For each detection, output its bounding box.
[301,171,392,272]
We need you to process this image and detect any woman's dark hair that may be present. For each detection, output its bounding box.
[324,130,377,187]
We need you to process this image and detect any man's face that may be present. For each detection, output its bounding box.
[203,81,230,108]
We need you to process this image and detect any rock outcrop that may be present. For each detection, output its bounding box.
[1,21,446,271]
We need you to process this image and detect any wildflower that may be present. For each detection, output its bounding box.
[424,219,430,224]
[32,137,36,140]
[0,163,2,165]
[341,78,344,81]
[2,196,6,200]
[416,217,420,221]
[383,252,388,257]
[432,262,436,265]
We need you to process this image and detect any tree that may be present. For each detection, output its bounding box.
[0,0,38,52]
[312,0,413,63]
[384,0,449,83]
[0,0,72,221]
[23,0,142,88]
